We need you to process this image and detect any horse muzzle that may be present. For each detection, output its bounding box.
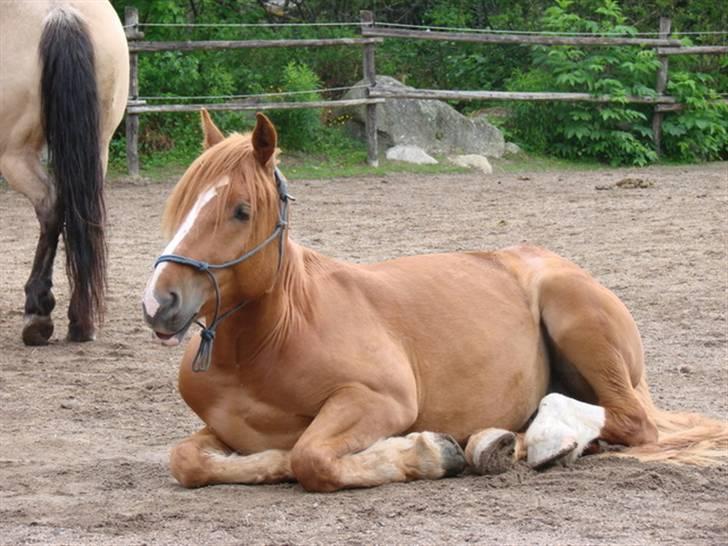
[142,284,201,347]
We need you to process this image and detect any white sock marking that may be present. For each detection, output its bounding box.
[526,393,605,465]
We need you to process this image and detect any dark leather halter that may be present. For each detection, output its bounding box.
[153,168,293,372]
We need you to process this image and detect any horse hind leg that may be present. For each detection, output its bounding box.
[526,270,658,468]
[0,151,61,345]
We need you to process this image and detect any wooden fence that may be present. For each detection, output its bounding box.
[123,8,727,175]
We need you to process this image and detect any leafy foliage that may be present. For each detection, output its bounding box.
[268,62,323,151]
[111,0,727,169]
[506,0,661,165]
[662,71,728,161]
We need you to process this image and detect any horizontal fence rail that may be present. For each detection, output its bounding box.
[129,37,383,53]
[656,45,728,55]
[361,25,683,47]
[127,98,384,114]
[123,7,727,176]
[369,87,679,104]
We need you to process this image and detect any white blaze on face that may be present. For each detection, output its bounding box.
[142,177,230,318]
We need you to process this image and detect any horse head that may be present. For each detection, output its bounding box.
[142,110,289,350]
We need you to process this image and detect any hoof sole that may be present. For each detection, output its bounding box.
[22,315,54,346]
[469,429,516,475]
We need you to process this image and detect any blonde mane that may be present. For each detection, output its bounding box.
[161,132,277,239]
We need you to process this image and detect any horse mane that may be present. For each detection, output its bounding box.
[161,132,277,240]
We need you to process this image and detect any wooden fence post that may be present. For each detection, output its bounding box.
[125,7,144,177]
[360,10,379,167]
[652,16,671,156]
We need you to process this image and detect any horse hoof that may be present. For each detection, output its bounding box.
[67,323,96,343]
[22,314,54,346]
[430,433,467,478]
[466,429,516,475]
[528,438,578,470]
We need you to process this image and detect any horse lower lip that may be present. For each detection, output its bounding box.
[152,313,197,343]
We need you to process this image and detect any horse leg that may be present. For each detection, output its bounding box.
[169,427,293,488]
[289,387,466,492]
[0,151,60,345]
[526,271,658,468]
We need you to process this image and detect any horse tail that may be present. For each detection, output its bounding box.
[616,378,728,465]
[40,7,106,324]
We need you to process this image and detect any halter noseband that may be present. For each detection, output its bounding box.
[153,168,293,372]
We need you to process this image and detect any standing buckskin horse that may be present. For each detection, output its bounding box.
[142,111,727,492]
[0,1,129,344]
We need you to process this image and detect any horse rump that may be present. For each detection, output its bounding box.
[39,7,106,327]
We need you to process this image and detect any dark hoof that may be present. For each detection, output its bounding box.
[470,430,516,475]
[67,323,96,343]
[22,315,54,346]
[435,433,467,478]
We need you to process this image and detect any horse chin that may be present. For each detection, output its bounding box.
[152,314,196,347]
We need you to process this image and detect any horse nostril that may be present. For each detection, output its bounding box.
[167,290,180,310]
[142,287,182,324]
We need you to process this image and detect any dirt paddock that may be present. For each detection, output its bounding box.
[1,162,726,545]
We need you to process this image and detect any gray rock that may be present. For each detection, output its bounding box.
[504,142,522,156]
[342,76,505,158]
[449,154,492,174]
[385,145,438,165]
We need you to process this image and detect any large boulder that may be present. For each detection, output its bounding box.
[342,75,505,158]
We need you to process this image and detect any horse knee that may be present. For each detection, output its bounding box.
[290,446,340,492]
[169,440,211,488]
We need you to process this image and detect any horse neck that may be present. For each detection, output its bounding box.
[213,238,314,365]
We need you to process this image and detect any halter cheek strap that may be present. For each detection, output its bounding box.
[153,168,293,372]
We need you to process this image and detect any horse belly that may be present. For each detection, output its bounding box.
[403,276,550,442]
[413,343,549,443]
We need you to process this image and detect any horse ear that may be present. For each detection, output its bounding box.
[252,113,277,165]
[200,109,224,149]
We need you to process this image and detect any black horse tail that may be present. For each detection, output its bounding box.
[40,8,106,326]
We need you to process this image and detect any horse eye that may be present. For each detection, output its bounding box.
[233,204,250,222]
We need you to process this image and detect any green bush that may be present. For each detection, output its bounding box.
[506,0,661,166]
[662,71,728,161]
[110,0,727,170]
[268,62,323,151]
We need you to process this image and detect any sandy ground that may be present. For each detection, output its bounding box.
[0,162,726,545]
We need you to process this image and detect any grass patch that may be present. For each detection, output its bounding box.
[108,148,609,183]
[107,124,663,184]
[281,150,466,180]
[491,152,604,174]
[108,133,468,182]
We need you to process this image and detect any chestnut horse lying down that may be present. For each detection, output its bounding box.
[142,111,727,492]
